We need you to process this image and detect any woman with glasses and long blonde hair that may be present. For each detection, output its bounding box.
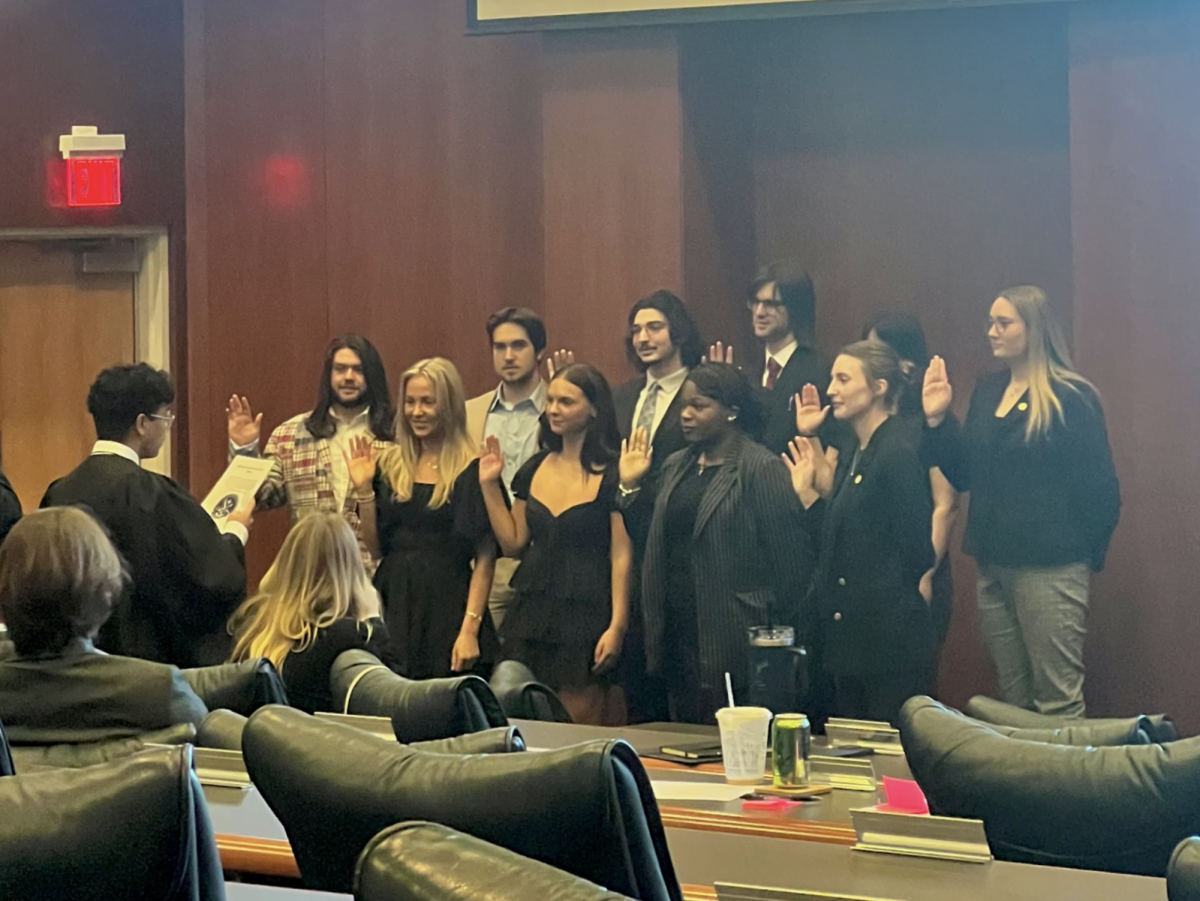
[228,512,387,713]
[349,357,499,680]
[923,286,1120,718]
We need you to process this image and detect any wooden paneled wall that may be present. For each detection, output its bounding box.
[5,0,1200,728]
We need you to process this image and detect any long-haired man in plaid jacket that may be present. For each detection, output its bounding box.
[227,334,395,570]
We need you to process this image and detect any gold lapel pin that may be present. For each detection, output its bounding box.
[854,474,863,484]
[1018,402,1028,412]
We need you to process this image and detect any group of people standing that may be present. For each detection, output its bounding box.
[0,265,1120,730]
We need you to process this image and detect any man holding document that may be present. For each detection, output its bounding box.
[42,364,253,667]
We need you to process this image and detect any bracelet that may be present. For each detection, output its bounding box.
[795,432,818,440]
[464,610,481,620]
[618,483,641,497]
[355,492,376,504]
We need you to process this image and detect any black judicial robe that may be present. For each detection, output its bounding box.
[0,468,19,549]
[41,455,247,667]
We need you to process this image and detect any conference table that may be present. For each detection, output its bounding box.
[209,718,1168,900]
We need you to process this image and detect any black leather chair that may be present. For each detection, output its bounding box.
[899,696,1200,876]
[244,706,681,899]
[0,716,13,777]
[985,720,1152,746]
[355,821,633,901]
[964,694,1179,743]
[410,726,525,755]
[331,650,508,742]
[181,657,289,716]
[1170,837,1200,901]
[0,745,223,900]
[490,660,573,723]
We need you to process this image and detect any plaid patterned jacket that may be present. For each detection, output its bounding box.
[232,413,391,570]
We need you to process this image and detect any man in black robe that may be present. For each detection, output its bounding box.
[42,364,253,666]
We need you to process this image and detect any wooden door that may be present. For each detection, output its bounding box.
[0,241,136,511]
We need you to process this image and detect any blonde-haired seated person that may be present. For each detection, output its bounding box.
[0,507,208,746]
[228,512,395,714]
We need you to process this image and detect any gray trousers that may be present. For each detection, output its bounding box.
[976,562,1091,718]
[487,557,519,632]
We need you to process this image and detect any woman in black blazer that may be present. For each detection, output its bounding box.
[787,340,934,725]
[620,363,811,724]
[922,286,1120,718]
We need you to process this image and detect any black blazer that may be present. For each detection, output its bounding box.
[614,375,690,555]
[0,641,209,745]
[42,454,248,667]
[639,434,813,693]
[752,344,832,455]
[0,468,19,549]
[281,617,398,714]
[806,417,935,677]
[925,371,1121,571]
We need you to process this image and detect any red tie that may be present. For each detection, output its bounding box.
[766,357,783,390]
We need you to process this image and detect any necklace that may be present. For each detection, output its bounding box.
[697,454,720,475]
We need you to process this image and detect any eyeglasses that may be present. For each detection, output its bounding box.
[149,413,176,428]
[746,299,786,312]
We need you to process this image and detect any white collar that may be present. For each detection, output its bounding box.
[331,406,371,427]
[645,365,689,394]
[766,339,799,370]
[91,440,141,466]
[490,378,547,412]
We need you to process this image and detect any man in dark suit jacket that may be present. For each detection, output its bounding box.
[0,506,209,746]
[613,291,706,505]
[612,291,706,721]
[0,467,19,548]
[42,364,253,667]
[745,264,832,455]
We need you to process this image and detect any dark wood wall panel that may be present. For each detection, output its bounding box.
[0,0,184,230]
[749,5,1075,707]
[192,0,331,571]
[323,0,543,400]
[1069,0,1200,732]
[542,29,685,382]
[679,25,758,356]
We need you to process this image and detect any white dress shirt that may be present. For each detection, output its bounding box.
[762,339,799,388]
[91,440,248,545]
[328,407,372,514]
[631,365,690,443]
[484,380,548,496]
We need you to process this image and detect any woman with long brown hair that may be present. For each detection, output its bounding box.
[351,357,499,680]
[922,286,1120,718]
[479,363,632,725]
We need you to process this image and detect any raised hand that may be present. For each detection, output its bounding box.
[545,349,575,379]
[478,435,505,484]
[704,341,734,366]
[227,395,262,447]
[923,356,953,428]
[783,438,817,505]
[619,427,654,489]
[794,383,829,437]
[344,435,379,491]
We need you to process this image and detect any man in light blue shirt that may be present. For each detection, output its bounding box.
[465,308,549,627]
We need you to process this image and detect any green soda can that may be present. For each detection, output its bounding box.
[771,713,812,786]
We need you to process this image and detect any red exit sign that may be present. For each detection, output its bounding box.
[67,157,121,208]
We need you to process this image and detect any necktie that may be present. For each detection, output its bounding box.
[766,357,783,390]
[636,382,661,438]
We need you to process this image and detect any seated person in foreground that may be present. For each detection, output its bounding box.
[0,507,209,745]
[228,512,394,714]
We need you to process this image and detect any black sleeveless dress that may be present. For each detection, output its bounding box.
[501,451,620,691]
[372,459,499,680]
